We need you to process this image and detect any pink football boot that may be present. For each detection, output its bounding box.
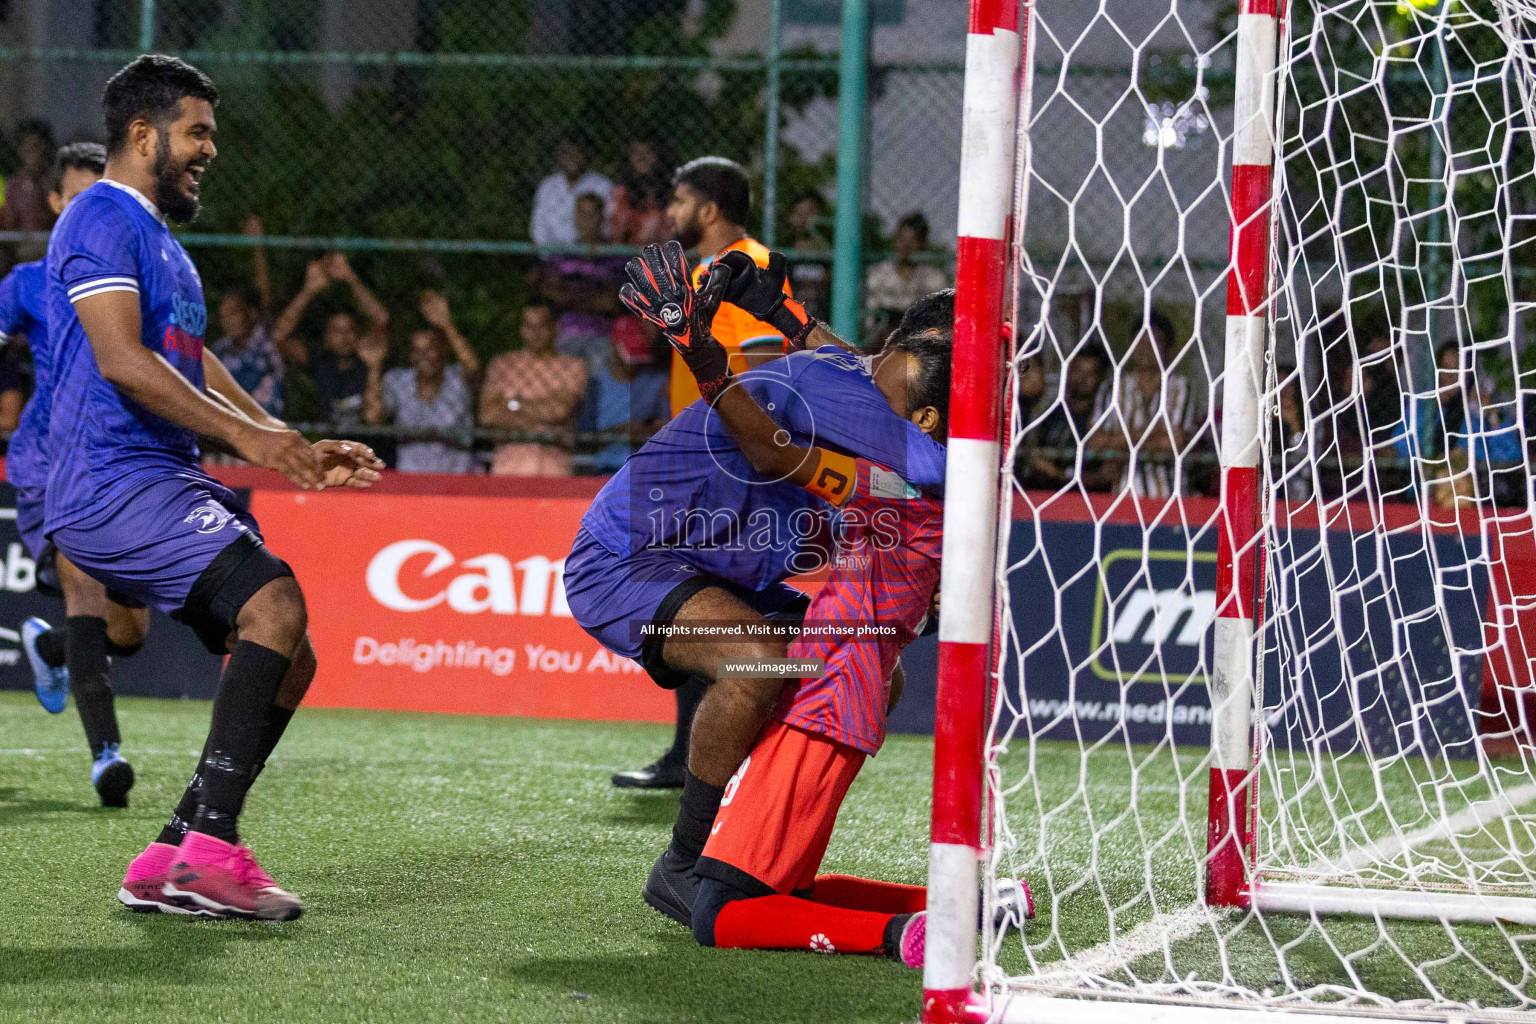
[161,832,304,921]
[117,841,209,915]
[894,911,926,968]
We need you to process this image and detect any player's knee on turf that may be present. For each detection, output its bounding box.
[693,877,751,947]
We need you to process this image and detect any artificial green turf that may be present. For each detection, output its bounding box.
[5,691,1531,1023]
[0,692,931,1024]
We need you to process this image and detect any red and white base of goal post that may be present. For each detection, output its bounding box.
[924,0,1285,1014]
[923,1,1021,1022]
[928,0,1536,1019]
[1205,0,1277,913]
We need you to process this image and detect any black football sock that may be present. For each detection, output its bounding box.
[67,617,120,759]
[105,638,144,659]
[665,676,708,766]
[161,703,297,845]
[34,625,66,669]
[883,914,916,961]
[251,705,296,781]
[157,736,212,846]
[189,640,291,844]
[671,769,725,862]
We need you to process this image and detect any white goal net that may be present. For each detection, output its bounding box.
[946,0,1536,1020]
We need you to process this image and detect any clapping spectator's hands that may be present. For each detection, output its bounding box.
[302,258,329,295]
[324,252,357,284]
[419,289,452,329]
[357,331,388,372]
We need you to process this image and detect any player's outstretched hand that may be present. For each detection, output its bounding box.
[238,424,324,490]
[313,439,385,489]
[712,249,817,350]
[620,240,733,403]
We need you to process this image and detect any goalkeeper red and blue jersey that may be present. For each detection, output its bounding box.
[578,348,946,593]
[776,456,943,756]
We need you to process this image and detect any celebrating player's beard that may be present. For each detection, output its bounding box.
[671,206,703,250]
[151,130,206,224]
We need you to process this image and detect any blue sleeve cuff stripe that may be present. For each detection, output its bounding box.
[69,282,140,303]
[67,276,139,298]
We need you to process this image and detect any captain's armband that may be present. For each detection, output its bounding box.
[803,449,859,507]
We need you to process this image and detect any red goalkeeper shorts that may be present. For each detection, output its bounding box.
[696,720,867,896]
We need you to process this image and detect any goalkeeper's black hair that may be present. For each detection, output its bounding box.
[884,288,955,436]
[103,54,219,155]
[894,288,954,339]
[673,156,752,228]
[49,141,106,194]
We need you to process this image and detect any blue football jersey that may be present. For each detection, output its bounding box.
[43,179,209,531]
[580,347,947,592]
[0,260,50,493]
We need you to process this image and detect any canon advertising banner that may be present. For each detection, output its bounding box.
[251,488,677,723]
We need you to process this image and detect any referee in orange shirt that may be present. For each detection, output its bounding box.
[612,155,794,788]
[664,157,792,416]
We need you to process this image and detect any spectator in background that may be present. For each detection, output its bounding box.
[608,139,672,246]
[210,213,282,415]
[1020,341,1113,491]
[363,290,482,474]
[531,135,614,247]
[1275,377,1313,501]
[1,120,57,263]
[212,286,284,416]
[590,317,669,473]
[786,192,832,323]
[481,298,589,476]
[865,211,949,346]
[531,192,627,371]
[1357,319,1404,442]
[1091,310,1196,499]
[273,252,391,425]
[1388,340,1523,504]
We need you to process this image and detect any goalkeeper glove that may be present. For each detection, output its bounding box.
[712,249,818,350]
[619,240,734,404]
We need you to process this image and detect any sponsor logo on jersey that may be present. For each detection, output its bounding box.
[868,466,918,501]
[171,293,207,336]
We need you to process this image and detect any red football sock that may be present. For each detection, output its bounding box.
[713,894,894,955]
[808,874,926,913]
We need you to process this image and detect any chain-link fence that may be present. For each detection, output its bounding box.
[0,0,1250,473]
